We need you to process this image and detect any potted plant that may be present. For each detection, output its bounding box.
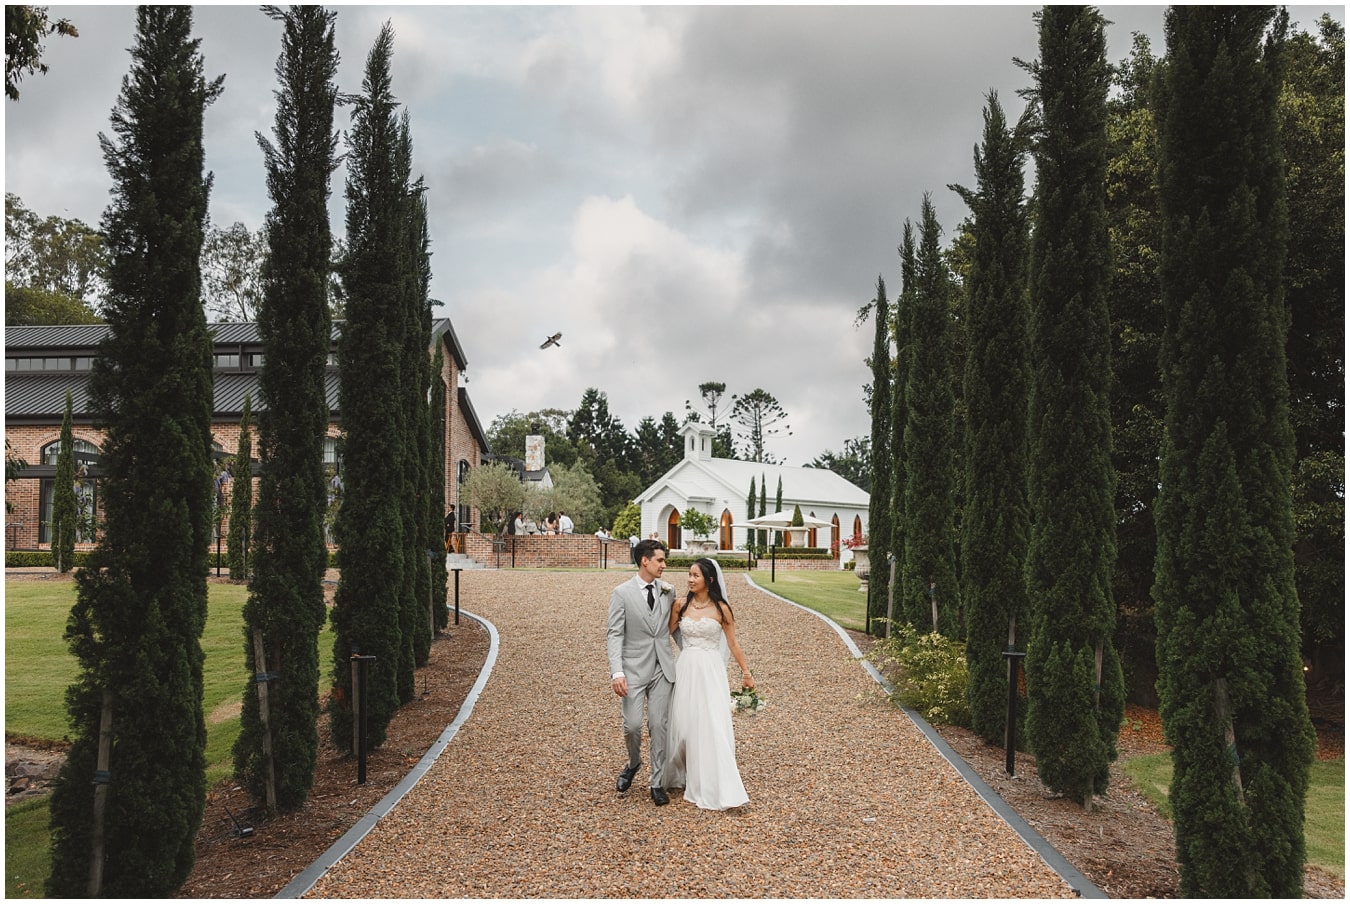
[844,533,869,591]
[679,509,718,554]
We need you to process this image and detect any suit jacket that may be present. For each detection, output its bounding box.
[607,576,677,686]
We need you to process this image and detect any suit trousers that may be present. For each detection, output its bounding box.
[622,671,673,787]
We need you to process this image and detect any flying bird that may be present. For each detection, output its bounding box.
[540,332,562,350]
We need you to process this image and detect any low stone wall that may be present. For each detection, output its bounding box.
[456,531,842,572]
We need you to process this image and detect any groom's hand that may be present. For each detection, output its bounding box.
[612,675,628,697]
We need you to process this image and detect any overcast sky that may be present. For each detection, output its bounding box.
[4,4,1340,465]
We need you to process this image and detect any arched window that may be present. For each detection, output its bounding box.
[852,515,863,544]
[808,512,819,549]
[667,508,682,550]
[323,436,342,474]
[719,509,733,550]
[831,514,841,559]
[39,439,100,544]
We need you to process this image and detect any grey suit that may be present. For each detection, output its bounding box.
[607,575,678,788]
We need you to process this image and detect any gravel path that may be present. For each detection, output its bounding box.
[306,571,1075,898]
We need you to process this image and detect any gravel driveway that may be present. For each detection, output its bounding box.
[306,570,1075,898]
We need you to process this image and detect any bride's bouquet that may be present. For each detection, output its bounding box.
[730,686,767,714]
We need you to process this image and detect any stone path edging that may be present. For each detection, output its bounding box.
[743,573,1104,899]
[275,610,500,899]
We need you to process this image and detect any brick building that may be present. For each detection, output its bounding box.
[4,319,488,554]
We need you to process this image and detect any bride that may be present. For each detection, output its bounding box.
[664,557,753,810]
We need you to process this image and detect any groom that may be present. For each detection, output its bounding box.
[607,538,677,805]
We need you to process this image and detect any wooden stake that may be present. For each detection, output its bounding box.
[252,629,277,812]
[88,689,113,897]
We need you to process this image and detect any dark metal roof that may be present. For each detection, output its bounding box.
[3,372,93,420]
[432,317,468,370]
[458,386,488,453]
[4,321,348,352]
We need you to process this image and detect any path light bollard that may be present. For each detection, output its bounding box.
[450,565,462,626]
[350,649,377,784]
[1002,648,1027,775]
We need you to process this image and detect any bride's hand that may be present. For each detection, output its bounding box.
[741,672,755,690]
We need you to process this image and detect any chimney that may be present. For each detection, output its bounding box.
[525,434,545,471]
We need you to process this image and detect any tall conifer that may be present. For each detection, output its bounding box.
[899,197,960,637]
[47,7,220,894]
[52,390,77,572]
[865,276,892,631]
[951,92,1031,743]
[889,225,915,598]
[402,152,433,670]
[227,395,253,579]
[1023,6,1124,806]
[236,3,340,811]
[428,342,449,631]
[330,22,407,749]
[1153,8,1313,895]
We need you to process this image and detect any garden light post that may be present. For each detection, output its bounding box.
[350,648,376,784]
[450,564,462,625]
[1002,648,1026,775]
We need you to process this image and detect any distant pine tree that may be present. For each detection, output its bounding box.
[1022,6,1124,806]
[951,92,1031,744]
[47,7,221,895]
[1154,7,1314,895]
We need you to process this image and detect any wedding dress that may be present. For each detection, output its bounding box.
[665,614,749,810]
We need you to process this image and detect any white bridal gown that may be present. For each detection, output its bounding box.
[665,615,749,810]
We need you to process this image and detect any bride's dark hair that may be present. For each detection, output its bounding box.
[678,557,733,621]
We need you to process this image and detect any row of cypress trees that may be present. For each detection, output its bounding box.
[48,7,451,894]
[867,5,1317,894]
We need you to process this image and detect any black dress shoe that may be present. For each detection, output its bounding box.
[617,763,640,792]
[650,787,669,806]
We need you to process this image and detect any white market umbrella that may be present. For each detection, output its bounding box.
[732,510,833,531]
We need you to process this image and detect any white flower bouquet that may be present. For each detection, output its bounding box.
[730,687,767,714]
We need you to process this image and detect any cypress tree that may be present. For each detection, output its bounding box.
[950,91,1031,743]
[227,394,253,579]
[865,277,892,631]
[1023,6,1124,806]
[47,7,220,895]
[745,477,756,551]
[402,156,433,670]
[428,341,449,631]
[899,196,960,637]
[330,22,408,750]
[774,475,783,546]
[52,389,77,572]
[1153,8,1313,895]
[758,474,767,550]
[889,224,915,604]
[236,4,339,811]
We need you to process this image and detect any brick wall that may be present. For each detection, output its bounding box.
[462,533,633,569]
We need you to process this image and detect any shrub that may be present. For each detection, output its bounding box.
[866,621,971,727]
[611,502,641,540]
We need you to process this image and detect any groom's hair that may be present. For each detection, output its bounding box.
[634,538,667,568]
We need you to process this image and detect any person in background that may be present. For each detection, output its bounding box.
[559,510,575,533]
[544,512,560,534]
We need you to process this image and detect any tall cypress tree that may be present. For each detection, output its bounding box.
[428,341,449,631]
[330,22,407,750]
[899,197,960,637]
[774,475,783,545]
[47,7,220,895]
[1153,8,1313,895]
[401,150,433,671]
[951,92,1031,743]
[227,395,253,579]
[865,276,892,631]
[889,224,915,604]
[757,474,767,550]
[52,389,77,572]
[236,4,339,811]
[1023,5,1124,807]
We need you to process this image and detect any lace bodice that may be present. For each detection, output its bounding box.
[679,615,725,652]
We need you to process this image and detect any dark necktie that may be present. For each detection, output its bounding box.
[646,583,655,610]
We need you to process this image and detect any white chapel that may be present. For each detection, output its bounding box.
[634,423,870,563]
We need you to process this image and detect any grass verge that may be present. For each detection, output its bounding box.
[744,568,866,632]
[5,579,257,898]
[1122,751,1344,877]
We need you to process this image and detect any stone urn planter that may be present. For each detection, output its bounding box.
[851,546,869,592]
[686,537,718,556]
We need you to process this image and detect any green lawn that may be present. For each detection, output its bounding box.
[1123,751,1344,877]
[5,579,257,898]
[746,568,867,631]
